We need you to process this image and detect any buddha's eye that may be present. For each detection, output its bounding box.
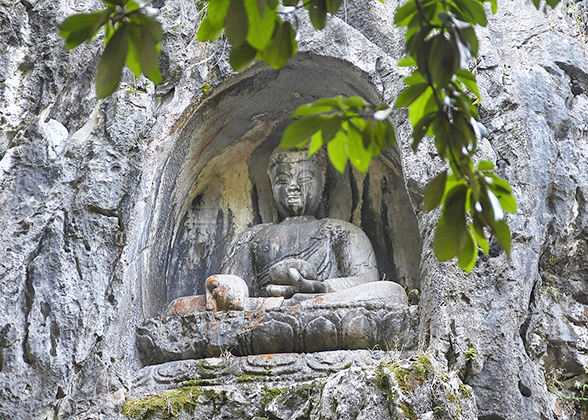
[275,176,290,185]
[299,172,314,183]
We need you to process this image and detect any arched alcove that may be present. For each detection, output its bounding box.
[140,53,422,318]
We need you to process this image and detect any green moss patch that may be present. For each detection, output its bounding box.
[122,386,224,419]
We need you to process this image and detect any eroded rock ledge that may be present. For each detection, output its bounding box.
[126,350,476,419]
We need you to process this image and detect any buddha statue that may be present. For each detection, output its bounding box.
[167,148,407,315]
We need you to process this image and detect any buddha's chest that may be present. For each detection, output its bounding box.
[251,219,335,277]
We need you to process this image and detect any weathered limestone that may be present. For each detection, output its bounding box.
[125,351,476,420]
[1,0,588,418]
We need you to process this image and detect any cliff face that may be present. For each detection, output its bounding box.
[1,0,588,418]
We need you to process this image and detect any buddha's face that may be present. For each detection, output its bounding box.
[270,159,324,218]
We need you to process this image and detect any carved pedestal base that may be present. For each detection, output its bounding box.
[137,301,418,365]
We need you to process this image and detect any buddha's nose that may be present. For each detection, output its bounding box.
[288,181,300,193]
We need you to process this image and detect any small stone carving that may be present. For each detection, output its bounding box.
[167,148,407,315]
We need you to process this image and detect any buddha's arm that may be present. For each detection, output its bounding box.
[220,225,267,292]
[322,221,379,293]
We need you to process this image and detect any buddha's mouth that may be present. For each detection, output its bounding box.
[287,193,302,205]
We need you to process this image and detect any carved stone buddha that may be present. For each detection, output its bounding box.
[167,147,408,315]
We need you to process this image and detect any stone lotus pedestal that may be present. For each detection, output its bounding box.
[136,299,418,366]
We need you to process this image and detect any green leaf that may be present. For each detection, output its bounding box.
[457,25,478,56]
[261,21,296,69]
[434,217,461,260]
[139,13,163,42]
[244,0,276,50]
[491,219,511,256]
[412,111,437,151]
[495,191,517,213]
[281,115,331,148]
[256,0,267,17]
[126,24,142,78]
[477,160,494,171]
[128,17,163,84]
[197,0,231,41]
[404,71,426,86]
[104,21,115,44]
[124,0,142,12]
[225,0,249,47]
[292,104,334,117]
[532,0,540,9]
[456,69,481,98]
[471,223,489,254]
[347,122,372,172]
[59,9,112,49]
[327,0,343,14]
[452,0,488,26]
[327,130,349,173]
[429,35,459,87]
[444,184,468,229]
[395,83,429,108]
[431,115,450,159]
[362,120,373,149]
[489,0,497,12]
[308,0,327,30]
[314,96,343,108]
[545,0,559,8]
[475,192,494,226]
[343,96,369,109]
[485,173,512,193]
[406,25,425,59]
[472,210,485,234]
[229,41,257,71]
[384,119,396,147]
[408,86,435,126]
[283,0,298,5]
[486,189,504,221]
[413,32,433,76]
[447,3,468,22]
[394,0,417,26]
[458,229,477,272]
[96,23,129,99]
[373,120,386,148]
[424,171,447,210]
[308,131,323,155]
[321,117,343,143]
[398,56,417,67]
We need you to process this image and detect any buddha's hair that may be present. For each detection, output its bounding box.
[268,146,327,173]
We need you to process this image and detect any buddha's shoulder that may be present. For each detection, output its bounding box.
[231,223,273,243]
[319,218,366,236]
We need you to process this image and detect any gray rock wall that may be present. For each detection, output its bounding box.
[1,0,587,419]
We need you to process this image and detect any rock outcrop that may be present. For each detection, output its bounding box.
[1,0,588,419]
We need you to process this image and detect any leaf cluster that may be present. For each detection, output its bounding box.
[196,0,353,71]
[280,96,396,173]
[59,0,162,98]
[391,0,521,271]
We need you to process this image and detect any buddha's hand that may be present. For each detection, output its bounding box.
[205,274,249,311]
[266,258,326,298]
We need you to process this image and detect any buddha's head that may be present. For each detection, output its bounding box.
[268,148,326,219]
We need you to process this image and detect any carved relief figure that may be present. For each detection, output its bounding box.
[168,148,407,315]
